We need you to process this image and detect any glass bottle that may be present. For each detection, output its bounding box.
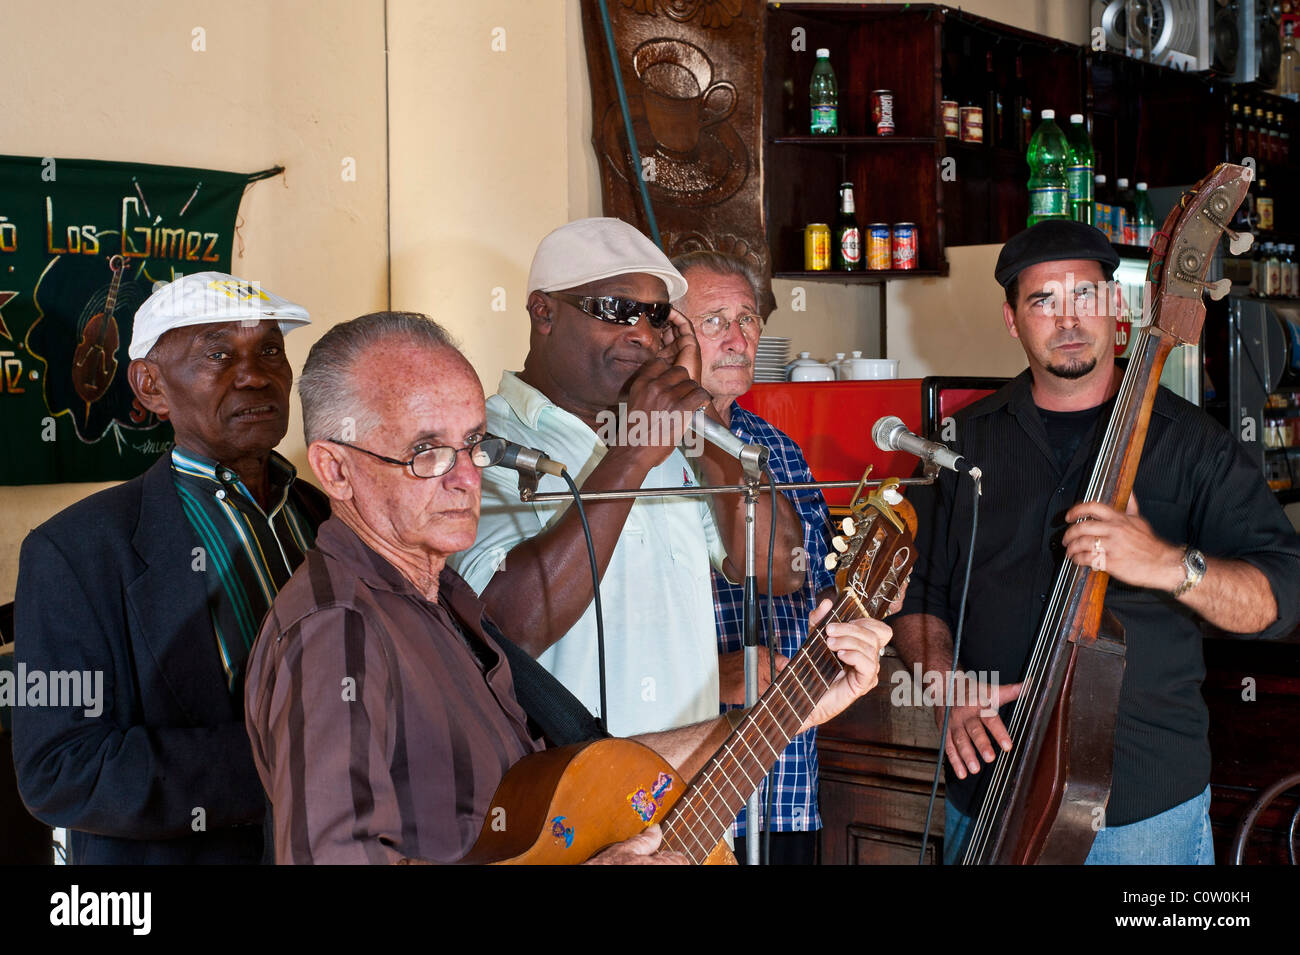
[833,182,862,271]
[1065,114,1095,225]
[1280,21,1300,101]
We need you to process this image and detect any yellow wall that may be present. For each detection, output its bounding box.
[0,0,389,601]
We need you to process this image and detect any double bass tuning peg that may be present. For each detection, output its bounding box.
[1190,277,1233,301]
[1225,228,1254,256]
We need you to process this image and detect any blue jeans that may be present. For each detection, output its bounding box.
[943,785,1214,865]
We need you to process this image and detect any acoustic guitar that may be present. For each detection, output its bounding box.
[460,476,918,865]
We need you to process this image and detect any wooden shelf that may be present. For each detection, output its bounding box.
[774,269,944,282]
[770,135,938,145]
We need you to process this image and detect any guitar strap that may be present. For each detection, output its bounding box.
[483,617,610,747]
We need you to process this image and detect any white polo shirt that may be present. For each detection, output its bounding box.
[450,371,725,737]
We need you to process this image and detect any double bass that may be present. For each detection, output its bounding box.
[961,164,1254,864]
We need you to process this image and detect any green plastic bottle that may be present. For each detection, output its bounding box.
[1134,182,1156,248]
[810,48,838,135]
[1027,109,1071,226]
[1065,113,1095,226]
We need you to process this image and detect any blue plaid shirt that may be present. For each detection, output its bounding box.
[714,403,835,835]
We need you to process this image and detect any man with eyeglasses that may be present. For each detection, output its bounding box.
[449,218,805,739]
[244,310,894,863]
[670,250,837,865]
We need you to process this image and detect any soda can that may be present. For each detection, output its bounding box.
[805,223,831,271]
[892,223,918,270]
[960,106,984,144]
[867,224,891,270]
[941,100,960,138]
[872,90,895,136]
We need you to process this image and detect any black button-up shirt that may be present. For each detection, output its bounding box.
[900,370,1300,825]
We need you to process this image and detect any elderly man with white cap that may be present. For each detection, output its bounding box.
[12,271,328,864]
[449,218,804,738]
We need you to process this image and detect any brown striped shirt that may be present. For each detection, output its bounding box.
[244,517,541,864]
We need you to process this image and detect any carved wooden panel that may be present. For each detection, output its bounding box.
[580,0,767,287]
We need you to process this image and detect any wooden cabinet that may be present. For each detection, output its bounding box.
[763,4,947,280]
[817,652,946,865]
[762,3,1294,273]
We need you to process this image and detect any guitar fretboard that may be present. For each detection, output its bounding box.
[659,589,877,864]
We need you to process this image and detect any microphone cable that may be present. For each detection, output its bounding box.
[560,468,609,735]
[917,470,982,865]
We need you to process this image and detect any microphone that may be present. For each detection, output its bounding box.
[486,437,567,478]
[690,408,769,479]
[872,415,979,477]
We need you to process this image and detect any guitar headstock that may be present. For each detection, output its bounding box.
[823,477,918,619]
[1148,163,1253,345]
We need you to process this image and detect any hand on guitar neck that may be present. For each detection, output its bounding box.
[580,604,894,865]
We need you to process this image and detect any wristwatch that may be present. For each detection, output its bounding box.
[1172,547,1207,598]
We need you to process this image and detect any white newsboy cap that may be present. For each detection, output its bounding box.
[526,217,688,302]
[129,271,311,360]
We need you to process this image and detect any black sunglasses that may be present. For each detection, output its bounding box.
[547,291,673,329]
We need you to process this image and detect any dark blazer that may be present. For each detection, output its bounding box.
[12,454,328,864]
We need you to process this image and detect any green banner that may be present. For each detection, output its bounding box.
[0,156,271,485]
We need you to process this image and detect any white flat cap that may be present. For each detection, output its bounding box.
[129,271,311,360]
[526,217,687,301]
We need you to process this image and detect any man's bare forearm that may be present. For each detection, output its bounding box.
[479,447,654,657]
[890,613,956,675]
[632,715,735,782]
[1179,557,1278,634]
[694,439,804,594]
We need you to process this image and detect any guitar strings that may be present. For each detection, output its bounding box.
[663,521,903,861]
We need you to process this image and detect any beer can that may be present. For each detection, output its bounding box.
[872,90,895,136]
[805,223,831,271]
[892,223,918,270]
[867,224,891,270]
[960,106,984,144]
[941,100,960,139]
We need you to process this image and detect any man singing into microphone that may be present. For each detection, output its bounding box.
[449,218,805,737]
[669,250,837,865]
[891,220,1300,864]
[245,310,895,863]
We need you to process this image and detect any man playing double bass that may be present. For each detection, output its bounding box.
[892,220,1300,864]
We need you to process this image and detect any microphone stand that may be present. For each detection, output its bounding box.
[522,471,936,864]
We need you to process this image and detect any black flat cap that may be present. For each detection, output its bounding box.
[994,220,1120,288]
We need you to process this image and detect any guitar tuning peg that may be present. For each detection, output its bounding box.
[832,536,848,553]
[824,553,839,571]
[841,517,856,536]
